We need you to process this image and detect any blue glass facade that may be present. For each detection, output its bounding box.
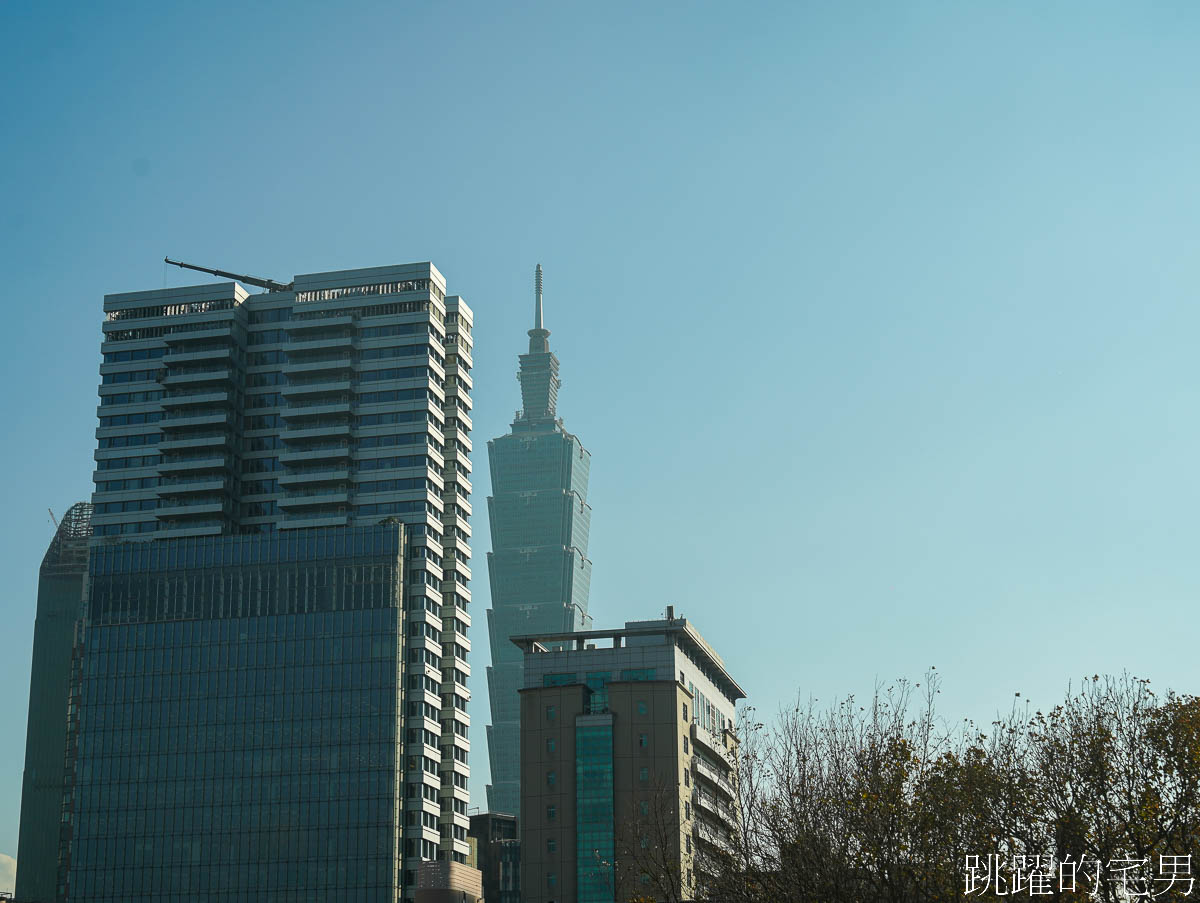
[575,718,614,903]
[65,525,406,903]
[485,270,593,816]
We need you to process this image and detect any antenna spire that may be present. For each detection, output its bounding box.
[534,263,544,330]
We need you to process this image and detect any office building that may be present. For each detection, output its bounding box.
[33,261,475,902]
[468,812,521,903]
[16,502,93,903]
[484,265,592,817]
[514,612,745,903]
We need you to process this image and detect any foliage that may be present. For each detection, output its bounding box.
[701,673,1200,903]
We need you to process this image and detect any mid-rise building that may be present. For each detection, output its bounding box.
[23,261,475,903]
[414,860,483,903]
[513,612,745,903]
[16,503,93,903]
[485,265,592,817]
[468,812,521,903]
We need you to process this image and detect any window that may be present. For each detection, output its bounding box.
[620,667,657,681]
[684,769,690,787]
[636,701,648,716]
[639,800,649,817]
[546,837,557,853]
[546,804,556,821]
[638,733,649,748]
[682,703,688,721]
[685,802,691,820]
[686,837,693,854]
[547,873,557,889]
[683,737,689,753]
[640,835,650,849]
[547,770,556,787]
[639,767,649,784]
[546,705,557,722]
[546,738,556,755]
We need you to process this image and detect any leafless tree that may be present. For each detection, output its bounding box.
[699,672,1200,903]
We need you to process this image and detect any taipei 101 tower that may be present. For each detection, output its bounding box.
[484,264,593,816]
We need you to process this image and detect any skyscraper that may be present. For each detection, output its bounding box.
[24,261,475,902]
[484,265,593,817]
[514,613,745,903]
[16,502,93,903]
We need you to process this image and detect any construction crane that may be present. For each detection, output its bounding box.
[164,256,293,293]
[48,507,59,529]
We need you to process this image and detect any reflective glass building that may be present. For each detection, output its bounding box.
[68,526,406,903]
[16,503,93,903]
[484,266,592,817]
[17,262,476,903]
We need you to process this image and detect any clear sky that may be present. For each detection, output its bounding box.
[4,0,1200,879]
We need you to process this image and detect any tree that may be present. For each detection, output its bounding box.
[700,673,1200,903]
[614,775,690,903]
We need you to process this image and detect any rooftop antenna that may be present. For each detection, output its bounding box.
[534,263,544,330]
[164,256,293,293]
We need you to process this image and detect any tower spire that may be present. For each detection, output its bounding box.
[535,263,544,331]
[527,263,551,355]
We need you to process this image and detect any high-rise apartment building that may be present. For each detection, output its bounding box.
[27,261,475,903]
[16,502,93,903]
[514,614,744,903]
[485,265,592,817]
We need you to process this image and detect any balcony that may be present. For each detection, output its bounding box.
[158,433,228,453]
[282,422,352,442]
[155,497,230,519]
[161,390,230,409]
[278,443,351,465]
[156,477,226,495]
[277,489,350,508]
[694,755,736,800]
[691,722,732,760]
[163,347,233,366]
[278,512,348,530]
[159,368,234,387]
[281,399,353,421]
[282,356,354,378]
[278,468,349,486]
[281,378,353,398]
[164,326,234,344]
[287,333,355,353]
[695,819,730,852]
[157,453,231,474]
[286,314,354,333]
[693,789,737,829]
[160,411,232,431]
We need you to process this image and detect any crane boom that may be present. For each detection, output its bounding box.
[164,256,293,293]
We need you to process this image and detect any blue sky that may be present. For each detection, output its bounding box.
[4,0,1200,877]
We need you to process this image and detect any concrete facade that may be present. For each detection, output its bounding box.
[514,615,744,903]
[414,860,483,903]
